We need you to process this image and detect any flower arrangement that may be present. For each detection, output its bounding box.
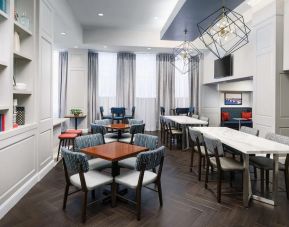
[70,108,83,117]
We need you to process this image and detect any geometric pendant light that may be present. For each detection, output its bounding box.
[170,29,201,74]
[197,5,250,59]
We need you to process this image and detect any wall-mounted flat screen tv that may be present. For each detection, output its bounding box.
[214,54,233,78]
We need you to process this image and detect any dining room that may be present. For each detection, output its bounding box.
[1,0,289,226]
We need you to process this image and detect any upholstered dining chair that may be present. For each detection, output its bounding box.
[189,128,210,181]
[111,107,126,123]
[160,106,165,116]
[99,106,112,120]
[113,146,165,220]
[119,134,159,169]
[74,134,111,170]
[118,124,145,144]
[165,120,182,149]
[61,148,113,223]
[203,134,244,203]
[160,116,167,143]
[192,114,199,119]
[125,106,136,121]
[250,133,289,198]
[128,119,143,125]
[199,116,210,126]
[91,119,117,144]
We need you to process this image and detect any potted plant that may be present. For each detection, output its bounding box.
[70,108,83,117]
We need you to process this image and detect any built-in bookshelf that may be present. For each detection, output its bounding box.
[0,0,36,132]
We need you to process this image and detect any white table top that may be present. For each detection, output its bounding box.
[164,115,208,125]
[53,118,69,127]
[193,127,289,155]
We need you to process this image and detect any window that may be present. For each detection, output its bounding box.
[98,52,117,97]
[175,58,189,98]
[135,54,156,98]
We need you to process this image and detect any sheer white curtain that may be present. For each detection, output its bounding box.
[175,58,190,107]
[135,54,157,131]
[98,52,117,115]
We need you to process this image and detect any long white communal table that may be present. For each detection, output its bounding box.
[163,116,208,150]
[193,127,289,207]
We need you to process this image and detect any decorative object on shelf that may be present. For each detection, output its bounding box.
[14,32,21,52]
[70,108,83,117]
[197,0,250,59]
[16,106,25,125]
[0,114,5,132]
[19,11,30,30]
[14,82,27,90]
[0,0,7,13]
[170,29,201,74]
[224,92,242,105]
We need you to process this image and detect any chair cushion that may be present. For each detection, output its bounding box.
[59,133,78,139]
[118,137,133,144]
[241,112,252,120]
[70,170,113,190]
[221,112,230,121]
[193,145,206,156]
[65,129,82,135]
[171,129,182,135]
[119,157,136,169]
[88,158,111,170]
[209,157,244,171]
[115,170,157,189]
[250,156,286,170]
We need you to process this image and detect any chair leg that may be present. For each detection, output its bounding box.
[230,172,233,188]
[91,190,96,200]
[265,170,270,190]
[198,155,202,181]
[136,187,142,221]
[205,160,209,189]
[190,149,195,172]
[63,184,69,210]
[284,169,289,200]
[217,170,222,203]
[157,181,163,206]
[82,191,88,223]
[169,135,172,150]
[254,167,257,179]
[260,169,264,195]
[57,140,63,161]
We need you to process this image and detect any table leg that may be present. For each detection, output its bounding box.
[243,154,252,207]
[272,154,279,205]
[75,118,78,130]
[239,120,241,130]
[182,125,186,150]
[117,130,121,141]
[112,161,120,177]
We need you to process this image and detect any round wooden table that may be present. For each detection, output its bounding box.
[105,124,130,140]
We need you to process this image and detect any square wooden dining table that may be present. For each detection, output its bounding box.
[81,142,148,177]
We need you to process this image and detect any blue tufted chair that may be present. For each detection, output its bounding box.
[113,146,165,220]
[61,148,113,223]
[119,134,158,169]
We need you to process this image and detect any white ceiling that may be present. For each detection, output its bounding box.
[67,0,179,31]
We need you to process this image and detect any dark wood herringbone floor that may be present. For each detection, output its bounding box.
[1,132,289,227]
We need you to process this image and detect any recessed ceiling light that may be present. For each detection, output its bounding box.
[154,16,159,20]
[60,32,66,35]
[98,13,104,16]
[103,45,107,48]
[74,45,78,48]
[147,47,151,50]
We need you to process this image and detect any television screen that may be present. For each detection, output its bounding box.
[214,55,233,78]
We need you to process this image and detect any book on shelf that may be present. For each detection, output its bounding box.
[0,113,5,132]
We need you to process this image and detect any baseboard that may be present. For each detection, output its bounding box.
[38,159,54,181]
[0,160,55,220]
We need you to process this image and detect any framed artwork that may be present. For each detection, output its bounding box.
[224,93,242,105]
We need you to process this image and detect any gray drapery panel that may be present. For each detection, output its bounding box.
[116,52,136,109]
[87,51,99,125]
[189,55,200,114]
[156,53,175,127]
[58,51,68,118]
